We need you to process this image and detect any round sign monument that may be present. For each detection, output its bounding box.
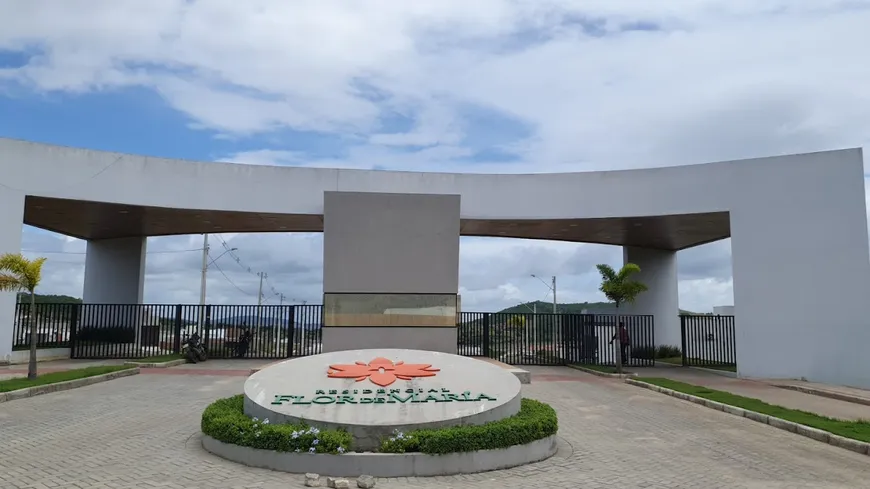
[244,348,522,451]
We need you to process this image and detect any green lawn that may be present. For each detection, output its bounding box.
[132,354,183,363]
[637,377,870,443]
[0,365,135,393]
[658,356,737,372]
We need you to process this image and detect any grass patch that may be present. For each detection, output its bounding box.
[380,398,558,454]
[658,357,737,372]
[0,365,135,393]
[636,377,870,443]
[201,395,351,454]
[132,354,183,363]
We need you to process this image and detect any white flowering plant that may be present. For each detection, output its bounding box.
[379,429,417,453]
[201,396,351,454]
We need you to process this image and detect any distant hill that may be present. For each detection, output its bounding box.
[18,293,82,304]
[212,315,321,329]
[496,300,701,315]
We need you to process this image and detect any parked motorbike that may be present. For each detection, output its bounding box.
[182,331,208,363]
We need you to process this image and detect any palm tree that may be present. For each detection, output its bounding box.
[0,253,47,379]
[596,263,648,374]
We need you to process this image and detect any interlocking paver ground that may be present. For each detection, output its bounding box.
[1,364,868,488]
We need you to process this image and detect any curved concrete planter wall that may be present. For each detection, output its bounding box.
[202,434,558,477]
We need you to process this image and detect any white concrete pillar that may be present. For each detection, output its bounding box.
[0,188,25,363]
[82,237,147,304]
[729,154,870,387]
[622,246,680,348]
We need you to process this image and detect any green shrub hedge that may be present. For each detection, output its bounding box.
[201,395,351,454]
[379,398,558,454]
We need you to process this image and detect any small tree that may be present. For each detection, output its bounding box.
[0,253,47,379]
[596,263,648,373]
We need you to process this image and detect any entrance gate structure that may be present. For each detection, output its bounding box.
[1,139,868,388]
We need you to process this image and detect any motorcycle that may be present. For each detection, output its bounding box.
[182,331,208,363]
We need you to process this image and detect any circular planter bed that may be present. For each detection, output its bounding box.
[201,395,558,477]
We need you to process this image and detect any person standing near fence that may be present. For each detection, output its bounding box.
[610,322,630,366]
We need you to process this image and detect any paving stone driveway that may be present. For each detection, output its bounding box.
[0,365,867,488]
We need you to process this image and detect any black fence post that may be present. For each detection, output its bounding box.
[482,313,491,358]
[173,305,183,354]
[680,315,688,366]
[284,305,296,358]
[68,303,79,359]
[204,305,212,353]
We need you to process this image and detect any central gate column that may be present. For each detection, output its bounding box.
[622,246,680,348]
[80,237,148,351]
[321,191,460,353]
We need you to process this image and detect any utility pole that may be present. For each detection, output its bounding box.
[257,272,266,308]
[552,276,557,313]
[198,234,209,332]
[279,293,285,306]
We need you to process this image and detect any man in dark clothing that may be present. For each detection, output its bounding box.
[236,326,253,358]
[610,322,631,366]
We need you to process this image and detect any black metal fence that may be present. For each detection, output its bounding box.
[680,315,736,369]
[457,312,656,366]
[16,302,662,367]
[14,302,324,360]
[12,302,77,350]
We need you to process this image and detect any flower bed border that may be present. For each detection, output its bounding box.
[201,434,558,477]
[200,395,559,476]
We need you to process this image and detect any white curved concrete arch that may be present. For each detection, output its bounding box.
[1,138,869,390]
[0,137,803,220]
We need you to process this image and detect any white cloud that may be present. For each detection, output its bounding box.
[6,0,870,312]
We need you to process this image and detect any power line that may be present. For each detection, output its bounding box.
[208,251,257,297]
[214,234,304,304]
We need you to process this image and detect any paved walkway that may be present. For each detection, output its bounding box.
[636,366,870,421]
[771,379,870,406]
[1,364,868,488]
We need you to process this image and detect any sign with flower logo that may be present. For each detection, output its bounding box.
[326,357,440,386]
[244,348,523,434]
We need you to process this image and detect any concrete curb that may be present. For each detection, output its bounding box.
[774,384,870,407]
[202,434,558,477]
[567,364,637,379]
[688,366,738,378]
[0,367,140,403]
[625,378,870,457]
[124,359,187,368]
[654,362,738,378]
